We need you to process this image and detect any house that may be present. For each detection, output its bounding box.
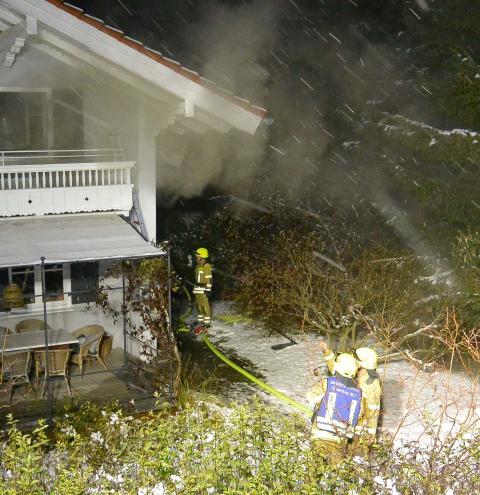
[0,0,266,404]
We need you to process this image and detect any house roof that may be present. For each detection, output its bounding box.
[50,1,266,118]
[1,0,266,133]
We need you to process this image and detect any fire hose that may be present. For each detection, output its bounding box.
[174,281,311,414]
[202,334,312,415]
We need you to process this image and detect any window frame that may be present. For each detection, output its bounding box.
[0,264,72,311]
[0,87,53,150]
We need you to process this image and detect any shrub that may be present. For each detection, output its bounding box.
[0,400,478,494]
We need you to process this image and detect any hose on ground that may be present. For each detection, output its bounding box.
[202,334,312,415]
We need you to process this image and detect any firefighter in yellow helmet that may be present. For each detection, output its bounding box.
[318,342,382,453]
[193,248,213,327]
[306,353,363,464]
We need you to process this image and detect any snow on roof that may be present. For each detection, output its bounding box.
[44,0,267,123]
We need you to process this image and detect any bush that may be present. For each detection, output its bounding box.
[0,400,479,494]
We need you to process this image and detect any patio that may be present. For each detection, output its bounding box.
[0,212,173,427]
[0,348,164,427]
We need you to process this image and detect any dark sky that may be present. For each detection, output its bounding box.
[69,0,406,73]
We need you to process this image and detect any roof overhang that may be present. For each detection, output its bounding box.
[0,0,267,135]
[0,214,164,268]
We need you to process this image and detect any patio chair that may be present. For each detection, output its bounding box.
[70,325,105,377]
[35,349,72,398]
[1,350,32,403]
[85,333,113,372]
[15,319,51,333]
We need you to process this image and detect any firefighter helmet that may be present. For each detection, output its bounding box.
[355,347,378,370]
[195,247,209,259]
[333,353,358,378]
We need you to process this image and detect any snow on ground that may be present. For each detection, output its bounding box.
[207,309,480,446]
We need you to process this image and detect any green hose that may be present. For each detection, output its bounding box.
[202,335,312,415]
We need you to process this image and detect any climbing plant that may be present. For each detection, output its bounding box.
[96,252,181,397]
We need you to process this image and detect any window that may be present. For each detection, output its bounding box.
[71,262,99,304]
[0,268,8,310]
[0,265,65,308]
[11,266,35,304]
[44,264,64,302]
[0,93,46,151]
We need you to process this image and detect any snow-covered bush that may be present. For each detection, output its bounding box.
[0,400,479,494]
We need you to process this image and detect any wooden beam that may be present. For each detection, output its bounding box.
[0,22,26,67]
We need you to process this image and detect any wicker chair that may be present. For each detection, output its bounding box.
[85,333,112,372]
[35,349,72,398]
[70,325,105,377]
[1,350,32,403]
[15,319,51,333]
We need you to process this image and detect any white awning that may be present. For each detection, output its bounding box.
[0,214,164,268]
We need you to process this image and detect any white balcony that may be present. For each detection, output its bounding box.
[0,149,135,217]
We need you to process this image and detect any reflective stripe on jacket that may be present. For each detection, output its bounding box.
[194,262,213,293]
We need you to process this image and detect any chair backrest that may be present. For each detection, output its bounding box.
[1,351,31,378]
[0,326,11,336]
[71,325,105,339]
[15,319,51,333]
[36,349,71,375]
[72,325,105,355]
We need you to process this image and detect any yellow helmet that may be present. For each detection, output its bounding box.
[355,347,378,370]
[195,247,209,259]
[333,353,358,378]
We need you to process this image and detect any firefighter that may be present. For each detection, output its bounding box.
[318,342,382,452]
[306,353,363,464]
[353,347,382,452]
[193,247,213,327]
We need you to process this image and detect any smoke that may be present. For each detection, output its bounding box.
[156,0,334,202]
[156,0,285,200]
[154,0,410,207]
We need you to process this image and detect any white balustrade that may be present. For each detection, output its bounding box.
[0,155,135,217]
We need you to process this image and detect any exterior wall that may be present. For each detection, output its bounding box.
[0,283,146,360]
[0,38,177,358]
[0,303,136,355]
[0,45,82,89]
[0,45,175,241]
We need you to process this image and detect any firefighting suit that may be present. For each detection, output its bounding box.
[306,376,364,464]
[353,368,382,449]
[322,349,381,449]
[193,260,212,326]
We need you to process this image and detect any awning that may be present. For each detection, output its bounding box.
[0,214,164,268]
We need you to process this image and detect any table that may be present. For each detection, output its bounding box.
[0,329,79,353]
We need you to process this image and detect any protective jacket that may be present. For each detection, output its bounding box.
[321,348,381,442]
[355,369,382,441]
[193,261,212,325]
[307,376,363,443]
[193,262,213,294]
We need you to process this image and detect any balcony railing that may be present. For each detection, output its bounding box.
[0,163,132,190]
[0,149,124,166]
[0,150,135,217]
